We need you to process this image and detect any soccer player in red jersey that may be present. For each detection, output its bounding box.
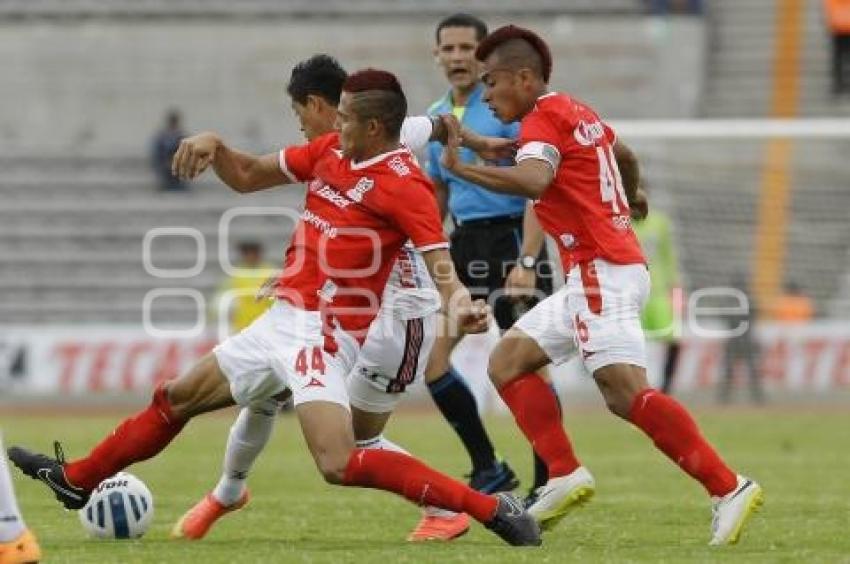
[441,25,763,545]
[8,69,541,547]
[173,55,486,543]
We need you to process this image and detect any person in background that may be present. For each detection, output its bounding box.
[646,0,703,15]
[214,241,276,334]
[720,275,764,404]
[825,0,850,95]
[632,204,682,394]
[151,109,188,191]
[771,281,815,323]
[424,13,559,504]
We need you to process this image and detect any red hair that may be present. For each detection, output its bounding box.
[342,68,403,94]
[475,25,553,83]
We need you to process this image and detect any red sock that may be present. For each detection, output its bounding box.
[499,373,580,478]
[64,385,186,491]
[630,389,737,497]
[343,448,497,523]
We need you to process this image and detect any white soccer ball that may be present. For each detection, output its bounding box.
[78,472,154,539]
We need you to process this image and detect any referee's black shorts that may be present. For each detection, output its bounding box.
[450,214,554,331]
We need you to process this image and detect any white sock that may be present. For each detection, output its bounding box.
[0,433,26,542]
[355,434,457,518]
[212,399,280,506]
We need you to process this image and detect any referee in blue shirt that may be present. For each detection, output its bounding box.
[423,13,560,503]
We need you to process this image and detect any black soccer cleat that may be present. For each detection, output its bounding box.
[467,460,520,494]
[8,441,89,510]
[522,487,540,510]
[485,492,542,546]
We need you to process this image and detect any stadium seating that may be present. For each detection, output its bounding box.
[702,0,850,117]
[3,3,849,324]
[0,156,297,323]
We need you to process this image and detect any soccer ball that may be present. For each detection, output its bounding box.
[78,472,154,539]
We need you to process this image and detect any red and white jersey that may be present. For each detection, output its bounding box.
[275,132,447,336]
[516,92,645,271]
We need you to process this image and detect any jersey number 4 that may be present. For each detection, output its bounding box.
[597,145,629,214]
[295,346,326,376]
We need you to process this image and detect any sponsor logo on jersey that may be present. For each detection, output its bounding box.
[345,176,374,202]
[559,233,577,249]
[314,183,353,209]
[301,209,338,238]
[387,155,410,176]
[573,120,606,147]
[612,214,632,230]
[304,377,325,388]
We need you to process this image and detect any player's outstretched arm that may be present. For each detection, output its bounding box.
[443,149,553,199]
[439,117,551,199]
[421,248,490,336]
[428,114,517,161]
[403,114,515,161]
[172,132,291,193]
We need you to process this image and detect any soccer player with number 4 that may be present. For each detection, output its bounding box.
[441,25,763,545]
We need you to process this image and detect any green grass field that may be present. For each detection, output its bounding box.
[2,407,849,563]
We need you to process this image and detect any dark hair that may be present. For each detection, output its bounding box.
[475,25,553,83]
[435,13,488,43]
[238,240,262,254]
[342,69,407,139]
[287,54,348,106]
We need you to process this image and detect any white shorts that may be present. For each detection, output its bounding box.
[514,258,650,374]
[347,307,438,414]
[214,301,359,408]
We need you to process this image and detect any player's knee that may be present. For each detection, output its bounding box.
[602,394,632,420]
[314,454,349,485]
[165,354,234,420]
[488,337,524,386]
[594,365,649,420]
[309,443,354,485]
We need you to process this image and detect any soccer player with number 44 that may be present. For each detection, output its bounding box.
[441,25,764,545]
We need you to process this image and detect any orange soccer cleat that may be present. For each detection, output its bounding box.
[0,529,41,564]
[406,511,470,542]
[170,490,250,540]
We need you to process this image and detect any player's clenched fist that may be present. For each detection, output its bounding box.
[455,295,491,335]
[172,132,221,180]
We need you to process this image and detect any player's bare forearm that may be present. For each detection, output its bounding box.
[520,201,544,257]
[449,160,551,199]
[173,131,289,193]
[421,247,463,306]
[432,177,450,220]
[614,140,640,204]
[422,247,489,335]
[212,144,288,193]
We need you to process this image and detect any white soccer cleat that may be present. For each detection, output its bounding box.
[526,466,595,531]
[709,475,764,546]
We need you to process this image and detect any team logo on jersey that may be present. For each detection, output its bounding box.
[387,155,410,177]
[559,233,577,249]
[345,177,374,203]
[573,120,605,147]
[304,377,325,389]
[317,279,338,302]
